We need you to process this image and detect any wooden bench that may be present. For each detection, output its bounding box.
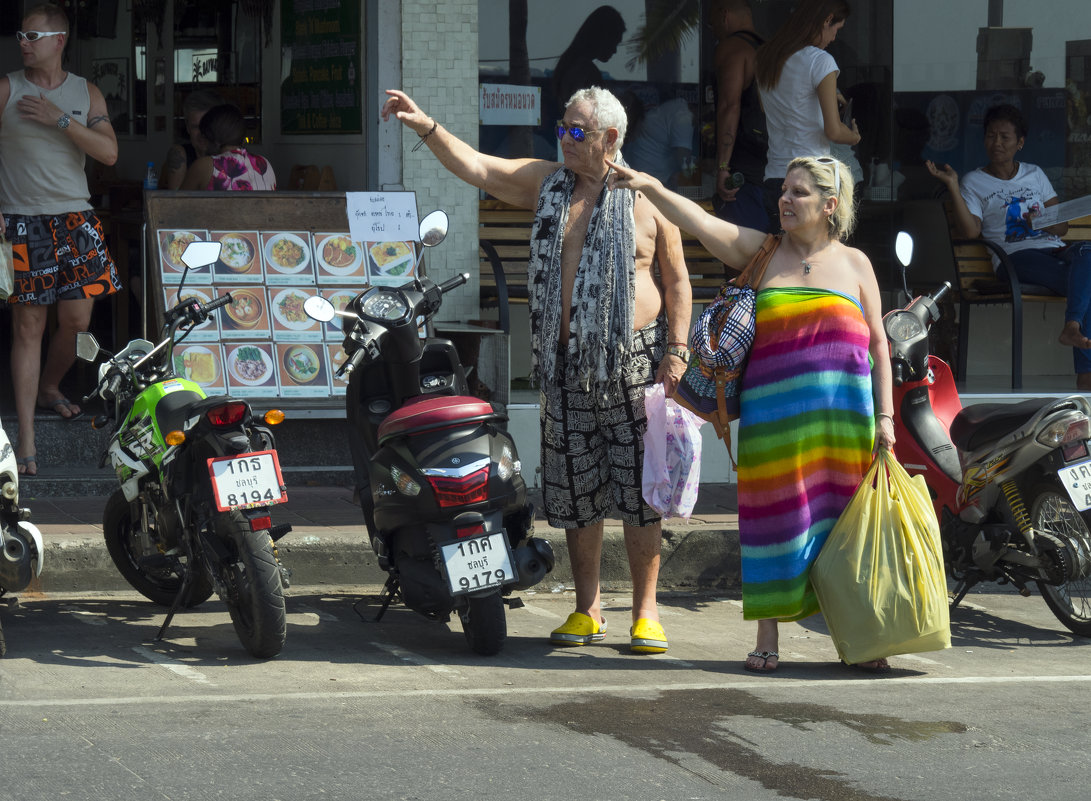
[479,199,733,334]
[947,204,1091,389]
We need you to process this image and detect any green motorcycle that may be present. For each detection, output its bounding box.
[77,241,291,658]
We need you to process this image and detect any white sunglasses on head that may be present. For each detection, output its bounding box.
[815,156,841,197]
[16,30,65,42]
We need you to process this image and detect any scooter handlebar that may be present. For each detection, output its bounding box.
[931,282,952,303]
[338,347,366,377]
[439,273,470,294]
[103,370,124,401]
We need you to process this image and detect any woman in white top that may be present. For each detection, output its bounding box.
[755,0,860,231]
[929,103,1091,389]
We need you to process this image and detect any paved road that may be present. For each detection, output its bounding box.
[1,585,1089,801]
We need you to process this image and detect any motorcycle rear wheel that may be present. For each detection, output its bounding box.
[103,490,214,607]
[216,512,287,659]
[1029,484,1091,637]
[458,592,506,656]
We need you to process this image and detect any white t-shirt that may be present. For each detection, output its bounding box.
[960,163,1063,260]
[758,46,839,181]
[625,98,694,187]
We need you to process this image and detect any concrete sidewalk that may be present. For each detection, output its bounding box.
[21,484,741,594]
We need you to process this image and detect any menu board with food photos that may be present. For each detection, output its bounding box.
[155,222,415,400]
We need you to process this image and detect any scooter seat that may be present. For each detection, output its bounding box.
[950,397,1078,453]
[377,395,502,444]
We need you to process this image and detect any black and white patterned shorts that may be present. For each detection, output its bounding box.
[539,320,665,529]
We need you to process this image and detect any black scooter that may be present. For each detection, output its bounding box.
[304,210,553,655]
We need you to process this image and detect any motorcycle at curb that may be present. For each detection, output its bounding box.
[885,233,1091,635]
[0,419,44,658]
[305,210,554,656]
[77,240,292,658]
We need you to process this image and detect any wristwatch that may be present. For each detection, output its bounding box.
[56,113,70,129]
[666,344,691,362]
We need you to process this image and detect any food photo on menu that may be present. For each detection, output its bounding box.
[163,285,220,341]
[320,287,358,341]
[270,286,324,342]
[210,231,263,283]
[158,229,211,284]
[275,343,331,397]
[314,232,368,285]
[172,343,226,392]
[224,342,278,397]
[261,230,316,286]
[366,240,417,286]
[217,287,271,339]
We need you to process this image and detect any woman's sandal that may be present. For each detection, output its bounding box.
[16,454,38,477]
[744,650,779,673]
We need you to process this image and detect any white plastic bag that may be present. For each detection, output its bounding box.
[642,383,704,519]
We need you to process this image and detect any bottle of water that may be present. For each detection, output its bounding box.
[143,161,158,190]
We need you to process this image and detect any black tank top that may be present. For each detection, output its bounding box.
[724,30,766,184]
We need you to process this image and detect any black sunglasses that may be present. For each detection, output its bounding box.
[556,122,602,143]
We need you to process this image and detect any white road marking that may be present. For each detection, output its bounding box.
[60,605,109,626]
[131,646,215,686]
[5,674,1091,708]
[369,641,464,678]
[517,603,563,620]
[290,603,339,623]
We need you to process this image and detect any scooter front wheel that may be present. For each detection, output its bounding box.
[103,490,214,607]
[215,512,287,659]
[458,592,506,656]
[1030,484,1091,637]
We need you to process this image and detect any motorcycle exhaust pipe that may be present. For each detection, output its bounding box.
[509,537,556,590]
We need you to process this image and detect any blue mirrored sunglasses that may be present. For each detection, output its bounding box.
[556,122,601,143]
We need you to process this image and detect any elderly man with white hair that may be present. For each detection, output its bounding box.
[381,86,691,654]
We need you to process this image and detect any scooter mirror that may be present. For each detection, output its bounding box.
[303,295,337,323]
[180,241,222,270]
[895,231,914,268]
[75,331,101,363]
[419,209,449,247]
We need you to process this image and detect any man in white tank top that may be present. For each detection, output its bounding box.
[0,2,121,477]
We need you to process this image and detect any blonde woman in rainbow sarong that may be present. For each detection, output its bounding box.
[607,154,895,673]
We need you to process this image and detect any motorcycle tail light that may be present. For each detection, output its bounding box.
[390,465,421,497]
[1037,417,1091,448]
[456,522,485,539]
[207,402,248,427]
[165,430,186,446]
[263,409,285,426]
[427,465,490,508]
[249,515,272,531]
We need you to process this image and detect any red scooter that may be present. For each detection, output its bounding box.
[885,234,1091,635]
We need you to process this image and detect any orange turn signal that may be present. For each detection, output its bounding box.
[165,430,186,446]
[263,409,285,426]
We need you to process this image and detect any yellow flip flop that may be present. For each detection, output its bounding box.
[630,618,668,654]
[549,612,607,646]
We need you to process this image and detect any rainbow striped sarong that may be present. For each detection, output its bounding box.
[738,288,875,622]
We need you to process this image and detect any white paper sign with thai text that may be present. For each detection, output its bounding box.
[346,192,418,243]
[480,84,541,126]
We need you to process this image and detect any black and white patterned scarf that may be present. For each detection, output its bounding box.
[528,158,636,396]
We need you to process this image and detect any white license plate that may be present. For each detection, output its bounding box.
[207,450,288,512]
[440,533,515,595]
[1058,456,1091,511]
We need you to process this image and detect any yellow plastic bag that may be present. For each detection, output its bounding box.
[811,449,951,664]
